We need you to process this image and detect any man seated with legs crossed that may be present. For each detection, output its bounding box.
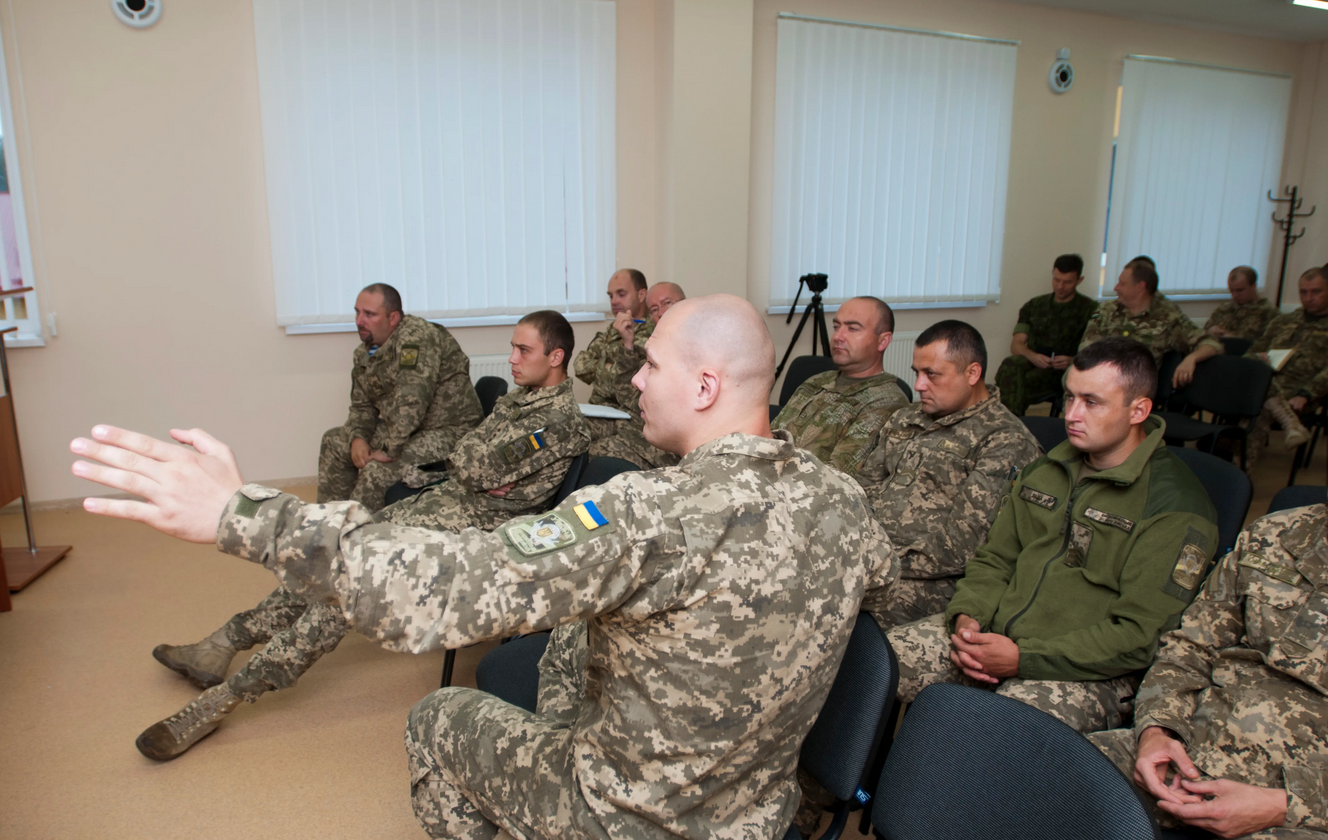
[139,311,590,760]
[1090,503,1328,840]
[888,336,1219,733]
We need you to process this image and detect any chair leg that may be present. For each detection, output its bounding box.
[441,649,456,689]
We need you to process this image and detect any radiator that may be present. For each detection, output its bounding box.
[882,330,920,397]
[469,354,515,389]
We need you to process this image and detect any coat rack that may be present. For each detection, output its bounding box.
[1269,186,1316,309]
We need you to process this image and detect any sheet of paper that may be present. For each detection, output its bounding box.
[579,403,631,420]
[1266,348,1294,371]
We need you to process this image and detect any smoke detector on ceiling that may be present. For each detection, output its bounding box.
[111,0,161,28]
[1049,48,1074,94]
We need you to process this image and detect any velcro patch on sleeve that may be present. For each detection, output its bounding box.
[573,500,609,530]
[937,439,970,458]
[1171,544,1207,591]
[505,513,580,556]
[1239,554,1304,586]
[399,344,420,368]
[501,428,546,465]
[1019,485,1058,510]
[1084,507,1136,533]
[234,497,260,519]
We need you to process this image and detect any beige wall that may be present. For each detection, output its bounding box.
[5,0,1324,503]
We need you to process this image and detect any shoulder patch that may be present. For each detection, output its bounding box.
[502,429,546,464]
[399,344,420,368]
[1084,507,1135,533]
[505,513,580,556]
[573,500,609,530]
[1171,544,1207,591]
[1019,485,1058,510]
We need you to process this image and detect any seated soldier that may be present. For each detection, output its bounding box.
[318,283,482,511]
[574,269,679,468]
[1090,504,1328,840]
[888,337,1219,733]
[1244,266,1328,470]
[857,320,1041,626]
[1080,258,1223,391]
[995,253,1099,416]
[1205,265,1278,341]
[773,296,909,476]
[645,281,685,324]
[70,295,897,839]
[135,311,590,760]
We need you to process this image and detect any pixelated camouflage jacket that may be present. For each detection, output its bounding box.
[1247,309,1328,402]
[1133,504,1328,831]
[216,431,896,840]
[1080,293,1223,366]
[857,388,1041,582]
[1204,297,1279,341]
[573,319,654,420]
[945,415,1220,682]
[345,315,483,458]
[773,370,909,477]
[1013,291,1099,356]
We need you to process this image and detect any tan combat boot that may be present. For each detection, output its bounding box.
[1265,396,1312,451]
[136,683,243,761]
[152,628,237,689]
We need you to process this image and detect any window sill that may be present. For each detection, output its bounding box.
[2,331,45,348]
[284,311,608,335]
[767,300,992,316]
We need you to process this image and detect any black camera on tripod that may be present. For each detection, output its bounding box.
[776,273,831,380]
[800,273,828,294]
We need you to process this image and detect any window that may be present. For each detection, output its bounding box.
[1102,57,1292,298]
[770,15,1017,309]
[252,0,616,329]
[0,18,42,347]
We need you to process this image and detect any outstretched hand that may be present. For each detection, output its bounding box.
[70,425,244,544]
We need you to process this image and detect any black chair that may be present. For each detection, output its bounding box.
[474,631,552,712]
[1287,404,1327,487]
[552,452,590,506]
[1166,446,1252,559]
[1153,355,1274,470]
[893,376,912,404]
[788,613,898,840]
[475,375,509,418]
[1021,415,1068,453]
[779,355,839,406]
[1267,484,1327,515]
[1153,350,1186,412]
[1220,336,1253,358]
[870,683,1159,840]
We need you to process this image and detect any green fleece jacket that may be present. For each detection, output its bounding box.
[944,416,1218,681]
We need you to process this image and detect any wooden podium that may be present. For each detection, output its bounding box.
[0,288,71,612]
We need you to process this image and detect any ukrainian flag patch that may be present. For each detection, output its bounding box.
[527,431,546,451]
[573,500,609,530]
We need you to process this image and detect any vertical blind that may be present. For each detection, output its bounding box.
[770,16,1017,307]
[1105,58,1291,298]
[252,0,616,326]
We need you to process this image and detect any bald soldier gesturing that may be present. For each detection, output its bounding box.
[70,295,896,840]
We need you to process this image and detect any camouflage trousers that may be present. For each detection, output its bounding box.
[219,586,351,701]
[535,622,588,723]
[584,417,678,469]
[1089,729,1327,839]
[862,577,957,631]
[887,614,1139,733]
[318,425,458,512]
[405,687,612,840]
[377,481,512,534]
[994,356,1065,417]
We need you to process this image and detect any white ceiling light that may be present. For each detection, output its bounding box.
[1290,0,1328,10]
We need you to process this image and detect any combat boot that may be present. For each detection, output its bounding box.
[136,683,243,761]
[1265,396,1312,451]
[152,628,237,688]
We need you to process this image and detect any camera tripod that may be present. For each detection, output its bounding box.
[776,273,831,380]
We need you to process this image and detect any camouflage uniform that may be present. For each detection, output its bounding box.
[1079,293,1223,367]
[1244,310,1328,467]
[856,389,1041,627]
[574,320,678,469]
[1090,505,1328,838]
[888,416,1220,734]
[773,370,909,476]
[215,431,897,840]
[206,380,588,707]
[1205,297,1280,341]
[319,315,483,511]
[994,292,1099,416]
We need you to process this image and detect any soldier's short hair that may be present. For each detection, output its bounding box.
[1229,266,1258,288]
[1302,266,1328,285]
[620,269,647,292]
[361,283,403,315]
[1073,336,1157,402]
[1126,259,1159,295]
[917,319,987,378]
[1053,254,1084,276]
[848,296,894,334]
[518,310,575,370]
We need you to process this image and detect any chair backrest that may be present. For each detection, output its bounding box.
[552,452,590,505]
[1176,355,1274,420]
[475,375,509,418]
[894,376,913,404]
[1166,446,1252,558]
[474,631,551,713]
[576,456,641,490]
[779,355,839,405]
[871,684,1159,840]
[1268,484,1328,515]
[1153,350,1185,409]
[1020,415,1068,454]
[800,613,898,804]
[1220,336,1254,358]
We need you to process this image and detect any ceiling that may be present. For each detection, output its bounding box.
[1008,0,1328,42]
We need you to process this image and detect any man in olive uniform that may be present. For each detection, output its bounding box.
[1244,267,1328,468]
[318,283,483,511]
[888,337,1219,733]
[1090,504,1328,839]
[645,281,685,324]
[574,269,678,468]
[1080,259,1223,391]
[135,312,589,761]
[857,320,1041,626]
[774,296,909,476]
[70,294,898,839]
[994,254,1099,416]
[1205,265,1279,341]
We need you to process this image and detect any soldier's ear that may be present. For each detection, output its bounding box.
[876,331,893,354]
[548,347,565,369]
[388,310,402,330]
